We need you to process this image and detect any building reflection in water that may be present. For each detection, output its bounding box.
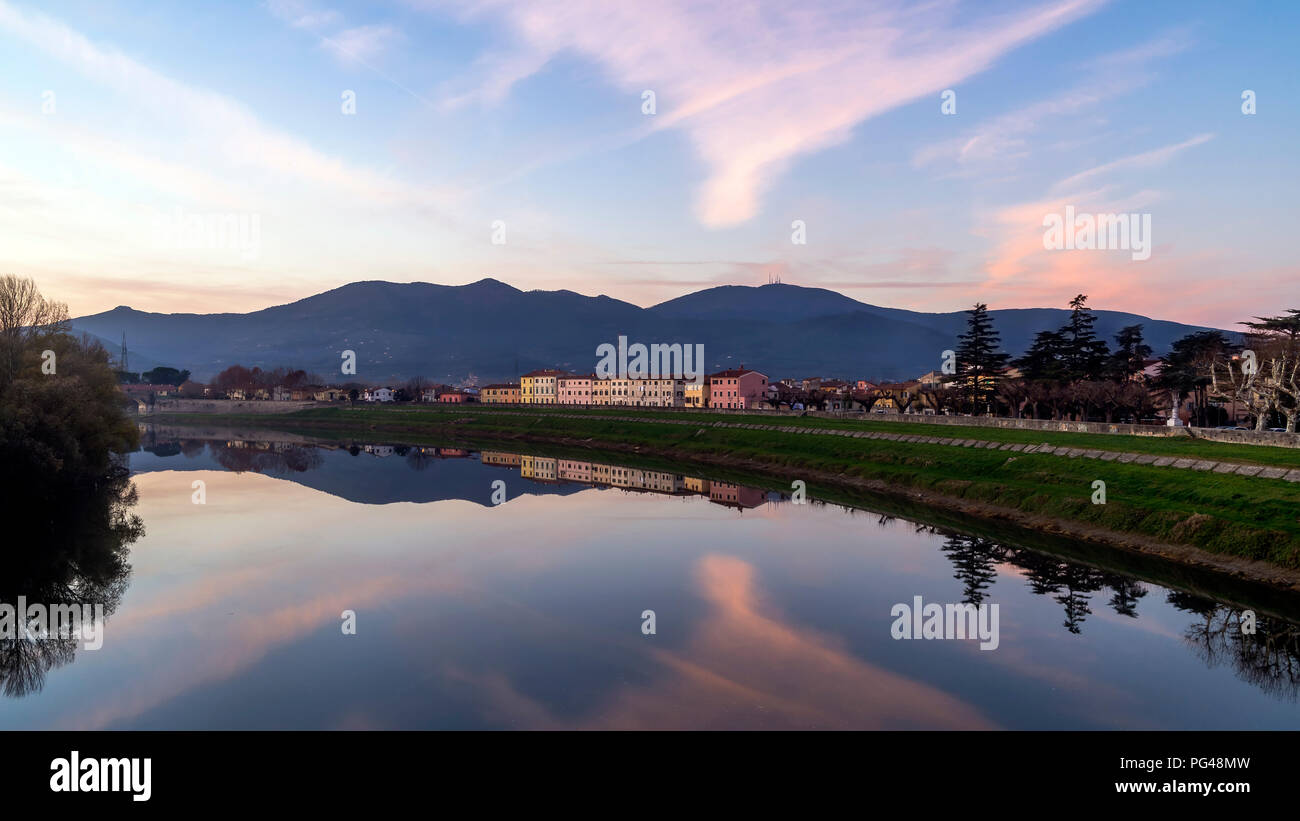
[123,433,1300,707]
[491,451,768,510]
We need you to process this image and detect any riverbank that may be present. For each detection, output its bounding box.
[152,406,1300,584]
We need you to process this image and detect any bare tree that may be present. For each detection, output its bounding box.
[1211,351,1276,430]
[0,275,70,384]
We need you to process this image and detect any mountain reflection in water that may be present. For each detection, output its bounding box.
[0,430,1294,729]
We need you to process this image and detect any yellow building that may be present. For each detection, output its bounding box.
[683,476,710,494]
[520,454,558,481]
[520,370,566,404]
[684,382,710,408]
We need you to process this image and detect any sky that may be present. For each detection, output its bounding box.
[0,0,1296,328]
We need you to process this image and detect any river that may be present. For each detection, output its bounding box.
[2,428,1297,729]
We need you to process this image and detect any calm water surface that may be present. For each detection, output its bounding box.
[4,430,1298,729]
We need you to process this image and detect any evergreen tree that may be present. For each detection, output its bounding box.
[1014,329,1068,381]
[1059,294,1110,381]
[939,535,999,605]
[1108,324,1152,382]
[952,302,1010,413]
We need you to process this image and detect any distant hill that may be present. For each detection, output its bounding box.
[70,279,1235,384]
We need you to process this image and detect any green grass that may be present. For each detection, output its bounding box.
[297,404,1300,469]
[156,406,1300,567]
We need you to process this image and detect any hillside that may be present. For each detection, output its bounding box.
[71,280,1233,383]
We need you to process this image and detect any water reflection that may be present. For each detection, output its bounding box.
[1173,595,1300,702]
[6,428,1297,727]
[0,462,141,697]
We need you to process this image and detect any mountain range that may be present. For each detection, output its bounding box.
[70,279,1233,384]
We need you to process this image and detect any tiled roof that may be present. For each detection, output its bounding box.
[709,368,765,379]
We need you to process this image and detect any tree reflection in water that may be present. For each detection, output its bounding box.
[132,435,1300,704]
[1169,592,1300,702]
[940,534,1300,700]
[0,461,141,697]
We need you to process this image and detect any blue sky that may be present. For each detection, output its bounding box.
[1,0,1296,327]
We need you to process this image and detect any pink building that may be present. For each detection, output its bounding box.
[709,482,766,509]
[707,368,768,410]
[438,390,471,403]
[557,374,594,405]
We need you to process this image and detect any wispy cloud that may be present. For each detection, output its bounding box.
[417,0,1108,227]
[268,0,342,30]
[0,0,446,208]
[913,29,1193,174]
[321,23,403,65]
[1051,133,1214,193]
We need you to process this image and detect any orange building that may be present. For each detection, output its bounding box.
[481,383,520,404]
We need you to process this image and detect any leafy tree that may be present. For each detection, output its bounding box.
[142,366,191,385]
[1158,331,1233,427]
[0,276,138,484]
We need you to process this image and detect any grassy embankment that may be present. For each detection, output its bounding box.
[317,404,1300,468]
[156,405,1300,570]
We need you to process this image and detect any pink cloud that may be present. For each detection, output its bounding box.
[421,0,1108,227]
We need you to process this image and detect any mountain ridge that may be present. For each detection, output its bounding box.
[71,280,1236,384]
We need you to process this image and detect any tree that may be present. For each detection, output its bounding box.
[995,377,1030,418]
[0,274,70,386]
[213,364,256,396]
[0,277,138,484]
[1108,324,1152,382]
[406,375,428,400]
[1211,349,1274,430]
[951,303,1009,415]
[1158,331,1233,427]
[142,366,191,385]
[1236,309,1300,431]
[1014,329,1069,383]
[1059,294,1110,382]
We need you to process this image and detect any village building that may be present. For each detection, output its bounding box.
[708,368,768,409]
[557,374,594,405]
[480,383,521,404]
[521,370,567,404]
